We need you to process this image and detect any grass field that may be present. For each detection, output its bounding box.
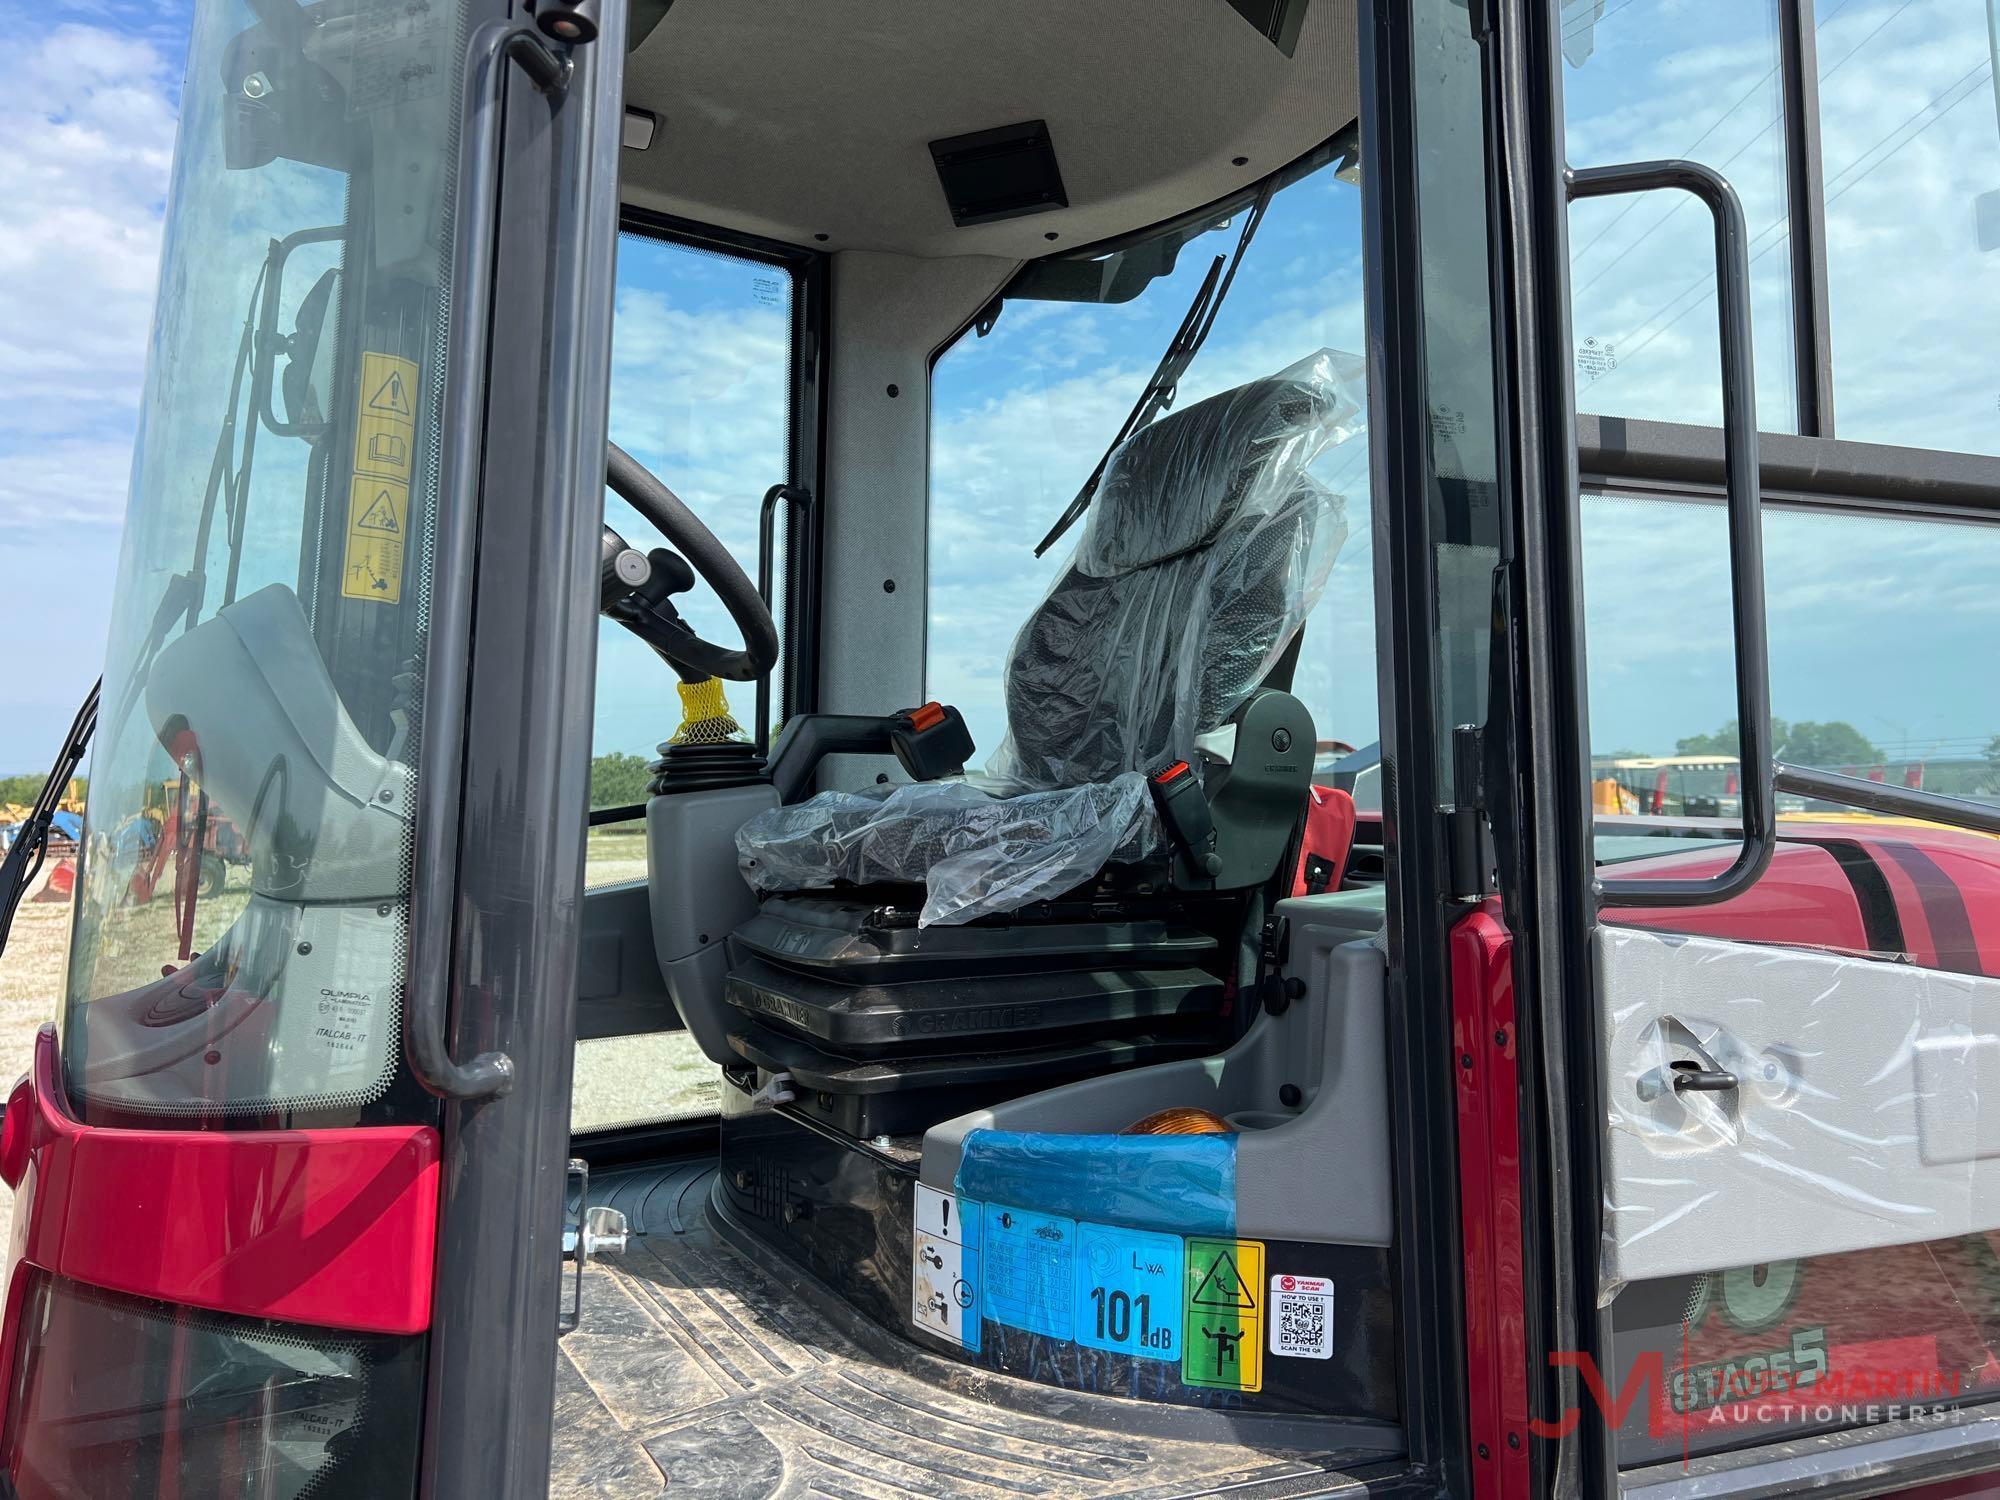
[0,821,721,1231]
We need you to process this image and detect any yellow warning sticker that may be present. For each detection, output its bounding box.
[342,352,418,604]
[1182,1237,1264,1392]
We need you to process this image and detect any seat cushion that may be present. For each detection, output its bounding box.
[736,774,1156,927]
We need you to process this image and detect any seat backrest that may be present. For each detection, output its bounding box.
[987,349,1363,791]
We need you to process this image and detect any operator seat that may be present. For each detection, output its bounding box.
[736,348,1359,925]
[658,350,1363,1137]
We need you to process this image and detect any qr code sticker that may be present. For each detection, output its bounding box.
[1270,1274,1335,1360]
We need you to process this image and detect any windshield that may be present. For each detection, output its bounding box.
[927,139,1376,764]
[62,0,465,1126]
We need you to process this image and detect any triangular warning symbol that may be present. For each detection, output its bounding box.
[367,370,413,418]
[357,490,400,533]
[1191,1251,1256,1310]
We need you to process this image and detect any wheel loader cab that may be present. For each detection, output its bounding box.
[571,0,1402,1441]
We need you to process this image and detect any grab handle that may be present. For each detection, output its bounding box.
[404,24,570,1102]
[1569,162,1775,908]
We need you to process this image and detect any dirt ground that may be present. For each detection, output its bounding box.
[0,899,70,1225]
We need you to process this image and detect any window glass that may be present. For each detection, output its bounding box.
[2,1273,424,1498]
[1580,493,2000,794]
[1561,0,1800,433]
[927,154,1376,771]
[61,0,465,1126]
[573,234,793,1133]
[586,233,792,887]
[1815,0,2000,454]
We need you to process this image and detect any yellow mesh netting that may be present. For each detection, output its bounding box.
[669,677,749,746]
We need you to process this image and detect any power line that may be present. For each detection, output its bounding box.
[1571,0,1906,292]
[1567,0,1861,267]
[1595,58,1992,382]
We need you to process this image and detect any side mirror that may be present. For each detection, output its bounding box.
[279,269,338,432]
[252,224,343,439]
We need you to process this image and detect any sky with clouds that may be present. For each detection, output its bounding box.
[3,0,1997,784]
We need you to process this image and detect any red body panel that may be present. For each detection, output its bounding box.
[1605,842,1873,952]
[0,1025,439,1434]
[1451,907,1530,1500]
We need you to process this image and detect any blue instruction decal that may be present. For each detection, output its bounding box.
[982,1203,1077,1340]
[1073,1222,1184,1361]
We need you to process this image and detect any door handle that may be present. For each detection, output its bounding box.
[1671,1065,1738,1093]
[1567,161,1776,909]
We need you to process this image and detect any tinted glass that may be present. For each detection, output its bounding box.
[61,0,466,1125]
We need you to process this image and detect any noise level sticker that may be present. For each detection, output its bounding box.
[342,351,418,604]
[1182,1237,1264,1391]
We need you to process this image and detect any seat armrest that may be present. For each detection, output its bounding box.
[1172,689,1316,891]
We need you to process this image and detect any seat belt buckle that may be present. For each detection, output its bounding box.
[889,701,974,781]
[1149,760,1222,877]
[1302,852,1335,895]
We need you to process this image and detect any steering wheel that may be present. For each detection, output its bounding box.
[601,442,779,682]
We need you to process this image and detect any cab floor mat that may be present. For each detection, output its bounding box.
[552,1161,1391,1499]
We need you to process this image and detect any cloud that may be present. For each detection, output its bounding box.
[0,13,181,769]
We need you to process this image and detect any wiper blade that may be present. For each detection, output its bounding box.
[0,679,99,958]
[1033,181,1275,558]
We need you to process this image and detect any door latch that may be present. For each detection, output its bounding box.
[560,1157,630,1335]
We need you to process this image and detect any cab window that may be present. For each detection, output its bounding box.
[584,229,794,889]
[573,229,794,1135]
[927,148,1377,777]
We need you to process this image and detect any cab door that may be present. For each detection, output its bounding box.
[1484,0,2000,1493]
[0,2,624,1496]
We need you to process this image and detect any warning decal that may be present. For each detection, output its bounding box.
[911,1184,981,1353]
[343,352,418,604]
[1183,1238,1264,1391]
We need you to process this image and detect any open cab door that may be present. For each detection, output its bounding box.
[0,0,624,1494]
[1473,0,2000,1492]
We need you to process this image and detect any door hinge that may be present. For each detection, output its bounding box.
[1445,722,1493,903]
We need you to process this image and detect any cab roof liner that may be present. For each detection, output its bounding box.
[618,0,1358,259]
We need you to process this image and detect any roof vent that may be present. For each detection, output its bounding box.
[1223,0,1309,57]
[928,121,1068,228]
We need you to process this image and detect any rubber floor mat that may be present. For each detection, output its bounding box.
[551,1161,1387,1498]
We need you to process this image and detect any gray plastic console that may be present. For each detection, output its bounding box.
[922,898,1392,1246]
[647,783,779,1064]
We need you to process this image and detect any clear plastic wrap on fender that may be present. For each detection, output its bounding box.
[736,348,1365,925]
[1596,923,2000,1305]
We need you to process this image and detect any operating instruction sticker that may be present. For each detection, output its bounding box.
[1182,1237,1264,1391]
[983,1203,1077,1341]
[911,1183,980,1352]
[1074,1222,1183,1361]
[342,352,418,605]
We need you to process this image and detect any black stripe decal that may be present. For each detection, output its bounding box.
[1877,839,1983,976]
[1808,838,1907,957]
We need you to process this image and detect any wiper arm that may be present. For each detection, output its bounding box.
[0,680,99,959]
[1033,181,1275,558]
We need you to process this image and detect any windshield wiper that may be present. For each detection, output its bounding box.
[0,681,99,959]
[1032,180,1275,558]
